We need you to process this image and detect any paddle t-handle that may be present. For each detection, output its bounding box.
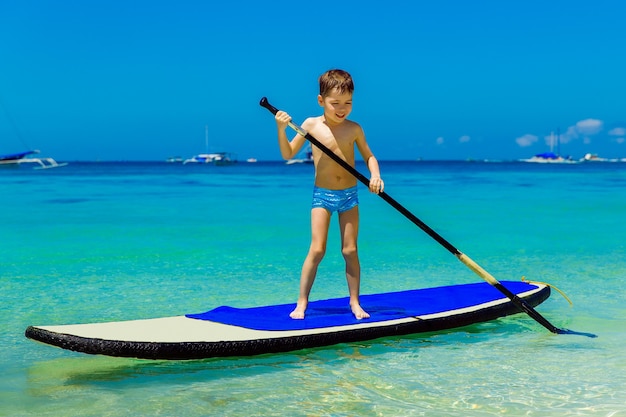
[260,97,310,139]
[259,96,595,338]
[259,97,277,115]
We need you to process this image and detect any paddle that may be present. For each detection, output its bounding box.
[261,97,595,337]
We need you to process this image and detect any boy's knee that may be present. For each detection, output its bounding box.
[341,245,358,260]
[309,246,326,262]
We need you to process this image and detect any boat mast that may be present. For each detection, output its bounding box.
[549,131,554,153]
[205,125,209,154]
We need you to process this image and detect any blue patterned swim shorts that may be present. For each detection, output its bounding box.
[312,186,359,213]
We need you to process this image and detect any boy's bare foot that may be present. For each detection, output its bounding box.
[289,303,307,319]
[351,303,370,319]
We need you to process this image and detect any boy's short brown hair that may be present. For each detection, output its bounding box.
[319,69,354,97]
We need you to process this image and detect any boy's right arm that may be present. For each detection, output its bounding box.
[275,111,306,160]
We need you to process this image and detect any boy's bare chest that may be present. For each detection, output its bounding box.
[311,124,354,152]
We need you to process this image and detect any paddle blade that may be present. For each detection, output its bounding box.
[556,328,598,338]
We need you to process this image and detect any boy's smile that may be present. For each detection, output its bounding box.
[318,89,352,125]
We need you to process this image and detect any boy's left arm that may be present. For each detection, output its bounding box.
[355,126,384,194]
[365,155,384,194]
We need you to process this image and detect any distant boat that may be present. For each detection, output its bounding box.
[286,144,313,165]
[1,100,67,169]
[183,152,236,165]
[0,150,38,163]
[520,129,576,164]
[521,152,576,164]
[580,153,609,162]
[0,149,68,169]
[183,125,236,165]
[165,156,183,163]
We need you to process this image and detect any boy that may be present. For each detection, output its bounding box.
[274,69,384,320]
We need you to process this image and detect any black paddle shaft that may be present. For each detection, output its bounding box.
[260,97,593,337]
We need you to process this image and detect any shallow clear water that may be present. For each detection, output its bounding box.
[2,161,625,416]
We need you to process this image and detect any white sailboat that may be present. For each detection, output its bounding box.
[1,101,68,169]
[183,125,236,165]
[0,150,68,169]
[520,129,576,164]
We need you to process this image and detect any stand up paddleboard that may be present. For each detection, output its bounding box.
[25,280,550,360]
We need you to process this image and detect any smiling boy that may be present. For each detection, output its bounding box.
[274,69,384,319]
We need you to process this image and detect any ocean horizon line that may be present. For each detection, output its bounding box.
[33,158,626,164]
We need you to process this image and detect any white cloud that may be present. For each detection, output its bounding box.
[459,135,470,143]
[548,120,602,145]
[576,118,603,135]
[615,137,625,144]
[516,119,612,150]
[559,126,578,144]
[435,136,444,145]
[544,133,559,147]
[515,134,538,147]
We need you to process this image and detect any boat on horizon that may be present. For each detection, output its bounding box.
[183,125,236,165]
[183,152,236,165]
[580,153,613,162]
[520,129,576,164]
[0,149,68,169]
[520,152,577,164]
[1,100,68,169]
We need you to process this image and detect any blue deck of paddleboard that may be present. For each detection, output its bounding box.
[187,281,536,331]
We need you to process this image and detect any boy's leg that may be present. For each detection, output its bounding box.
[339,206,369,319]
[290,207,331,319]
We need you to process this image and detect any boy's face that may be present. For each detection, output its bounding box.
[318,88,353,125]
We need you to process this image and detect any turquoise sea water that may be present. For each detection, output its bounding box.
[1,160,625,416]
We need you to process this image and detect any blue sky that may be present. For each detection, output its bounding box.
[1,0,625,161]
